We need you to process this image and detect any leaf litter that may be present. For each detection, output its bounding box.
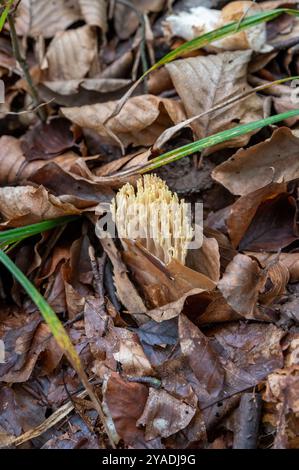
[2,0,299,450]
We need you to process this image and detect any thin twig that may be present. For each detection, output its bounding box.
[7,13,47,122]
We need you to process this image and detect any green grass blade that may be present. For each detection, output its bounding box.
[0,0,14,31]
[140,109,299,173]
[0,248,82,367]
[0,216,79,245]
[0,248,116,447]
[145,8,299,74]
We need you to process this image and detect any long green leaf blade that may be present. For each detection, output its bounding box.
[0,216,79,245]
[0,0,14,31]
[140,109,299,172]
[146,8,299,74]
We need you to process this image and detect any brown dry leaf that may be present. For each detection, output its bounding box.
[186,235,220,283]
[0,135,88,186]
[42,78,130,96]
[99,238,148,319]
[122,241,215,310]
[21,118,77,162]
[103,372,149,445]
[166,50,262,154]
[79,0,107,31]
[0,185,80,228]
[259,260,289,306]
[218,254,267,317]
[209,322,285,384]
[113,333,154,377]
[179,314,225,399]
[42,26,97,81]
[0,313,62,383]
[249,252,299,283]
[61,95,185,148]
[226,183,286,251]
[15,0,81,38]
[114,0,165,40]
[212,128,299,196]
[137,387,196,440]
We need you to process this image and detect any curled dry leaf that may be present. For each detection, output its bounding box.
[103,372,149,446]
[137,388,197,440]
[218,254,267,317]
[0,185,80,228]
[61,95,185,148]
[259,260,290,305]
[21,118,77,162]
[249,252,299,283]
[15,0,81,38]
[99,238,147,321]
[42,26,97,81]
[122,241,215,310]
[226,182,299,250]
[0,136,87,186]
[79,0,108,31]
[212,128,299,196]
[0,312,62,383]
[186,235,221,283]
[166,50,262,154]
[179,314,225,400]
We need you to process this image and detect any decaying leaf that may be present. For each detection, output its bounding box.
[0,185,80,227]
[42,26,97,81]
[61,95,185,148]
[212,127,299,196]
[137,388,197,440]
[15,0,81,38]
[166,50,263,153]
[218,254,267,317]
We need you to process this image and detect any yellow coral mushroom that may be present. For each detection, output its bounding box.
[111,175,193,265]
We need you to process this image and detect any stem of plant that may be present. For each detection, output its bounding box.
[8,13,47,122]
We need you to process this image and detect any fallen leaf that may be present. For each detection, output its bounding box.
[42,25,97,81]
[15,0,80,38]
[137,388,196,440]
[0,185,80,227]
[226,182,298,250]
[179,314,225,399]
[79,0,107,31]
[212,127,299,196]
[218,254,267,317]
[62,95,185,148]
[21,118,77,161]
[103,372,149,445]
[166,50,262,153]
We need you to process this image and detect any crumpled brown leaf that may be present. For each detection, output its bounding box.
[15,0,81,38]
[42,25,97,81]
[61,95,185,148]
[0,185,80,227]
[166,50,262,154]
[103,372,149,445]
[218,254,267,317]
[179,314,225,400]
[137,387,197,440]
[212,127,299,196]
[0,312,62,383]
